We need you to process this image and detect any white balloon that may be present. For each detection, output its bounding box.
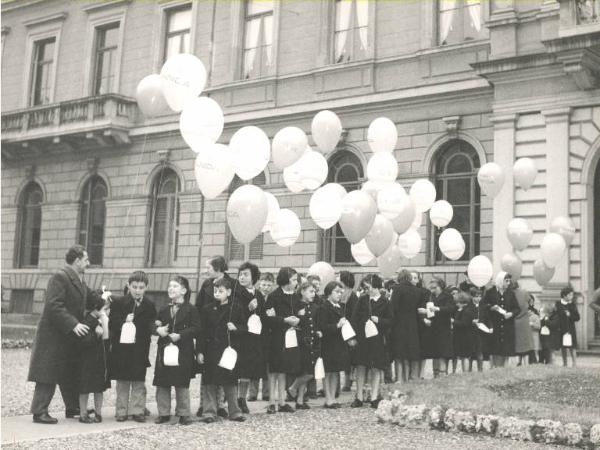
[367,117,397,153]
[429,200,454,228]
[377,182,408,220]
[409,179,436,213]
[467,255,493,288]
[262,192,280,233]
[477,162,505,198]
[411,211,423,230]
[299,150,328,190]
[365,214,395,257]
[310,185,343,230]
[324,182,347,200]
[362,180,394,202]
[541,233,567,268]
[397,229,422,259]
[179,97,224,153]
[390,197,417,235]
[311,110,342,154]
[367,152,398,182]
[308,261,336,288]
[507,217,534,251]
[230,126,270,181]
[513,157,538,191]
[160,53,207,112]
[549,216,576,247]
[283,158,305,193]
[270,208,301,247]
[272,127,308,169]
[194,144,234,199]
[351,239,375,266]
[438,228,465,261]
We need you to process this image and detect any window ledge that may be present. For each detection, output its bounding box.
[23,12,68,28]
[82,0,131,14]
[415,39,490,57]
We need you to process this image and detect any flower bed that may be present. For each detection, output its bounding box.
[376,390,600,448]
[2,339,33,349]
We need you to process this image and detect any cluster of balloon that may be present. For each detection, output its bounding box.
[308,261,336,292]
[467,255,493,287]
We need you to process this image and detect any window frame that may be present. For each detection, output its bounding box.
[31,37,56,106]
[15,182,44,269]
[154,1,197,73]
[92,22,120,95]
[9,289,34,314]
[429,140,481,265]
[78,175,108,267]
[162,3,193,64]
[332,0,373,65]
[437,0,487,47]
[241,0,275,80]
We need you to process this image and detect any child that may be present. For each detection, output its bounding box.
[469,287,486,372]
[77,298,111,423]
[264,267,302,414]
[153,276,200,425]
[527,294,541,364]
[287,282,322,409]
[198,277,246,423]
[351,274,391,409]
[447,286,460,374]
[539,304,556,364]
[258,272,275,298]
[109,271,157,422]
[233,262,266,414]
[339,271,358,393]
[307,275,322,304]
[555,287,580,367]
[452,292,477,373]
[318,281,353,409]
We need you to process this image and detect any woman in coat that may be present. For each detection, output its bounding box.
[339,270,358,392]
[351,274,392,409]
[264,267,302,414]
[452,292,477,372]
[153,276,201,425]
[232,262,266,414]
[512,282,534,365]
[390,270,426,383]
[555,286,580,367]
[483,272,520,367]
[427,278,456,377]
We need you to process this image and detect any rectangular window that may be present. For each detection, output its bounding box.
[227,230,263,261]
[242,0,274,80]
[94,23,120,95]
[334,0,369,64]
[438,0,484,46]
[31,38,55,106]
[164,5,192,62]
[10,289,34,314]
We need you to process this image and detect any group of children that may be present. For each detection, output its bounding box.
[73,259,582,425]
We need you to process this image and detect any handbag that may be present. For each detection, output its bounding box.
[285,328,298,348]
[314,357,325,380]
[562,332,572,347]
[247,313,262,335]
[164,343,179,366]
[218,346,238,370]
[341,321,356,341]
[120,322,136,344]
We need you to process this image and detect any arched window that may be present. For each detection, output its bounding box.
[432,140,481,263]
[78,176,107,266]
[148,167,180,267]
[16,182,43,267]
[321,150,363,264]
[226,173,265,262]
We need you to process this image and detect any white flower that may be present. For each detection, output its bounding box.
[589,424,600,444]
[563,423,583,446]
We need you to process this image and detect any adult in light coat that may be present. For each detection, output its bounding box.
[28,245,107,424]
[512,281,534,365]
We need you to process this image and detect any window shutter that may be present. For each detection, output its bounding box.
[249,233,263,260]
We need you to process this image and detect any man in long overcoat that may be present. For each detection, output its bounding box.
[28,245,106,424]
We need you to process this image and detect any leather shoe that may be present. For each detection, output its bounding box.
[231,415,246,422]
[217,407,228,418]
[132,414,146,423]
[179,416,193,425]
[195,407,203,417]
[155,415,170,424]
[65,408,80,418]
[116,415,127,422]
[33,413,58,424]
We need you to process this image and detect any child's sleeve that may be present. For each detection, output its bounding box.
[264,296,286,330]
[570,303,580,322]
[179,307,201,342]
[318,308,339,336]
[437,296,456,317]
[377,301,393,331]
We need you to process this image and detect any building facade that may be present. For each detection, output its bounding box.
[1,0,599,348]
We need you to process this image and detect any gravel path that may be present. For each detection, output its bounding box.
[2,407,557,450]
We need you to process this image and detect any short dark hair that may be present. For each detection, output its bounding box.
[469,287,482,298]
[65,245,86,264]
[208,256,228,273]
[457,292,472,305]
[339,270,355,289]
[238,261,260,285]
[324,281,343,298]
[307,274,321,283]
[276,267,297,287]
[260,272,274,283]
[430,277,446,290]
[384,279,395,291]
[362,274,383,290]
[214,277,233,291]
[397,269,412,284]
[128,271,149,286]
[169,275,191,302]
[560,286,574,299]
[299,281,314,292]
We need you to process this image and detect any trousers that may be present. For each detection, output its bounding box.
[156,386,190,417]
[31,382,78,415]
[115,380,146,416]
[204,384,241,419]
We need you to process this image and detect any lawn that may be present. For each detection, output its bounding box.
[387,365,600,427]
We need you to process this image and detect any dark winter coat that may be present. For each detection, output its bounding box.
[195,274,235,313]
[78,312,110,394]
[318,300,351,373]
[108,294,157,381]
[452,304,477,358]
[429,291,456,358]
[28,266,103,385]
[484,287,520,357]
[232,283,267,379]
[198,299,245,385]
[153,302,201,388]
[297,300,321,375]
[351,294,393,370]
[390,281,425,361]
[554,300,580,348]
[264,287,302,374]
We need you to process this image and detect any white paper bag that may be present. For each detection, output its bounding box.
[120,321,136,344]
[218,346,238,370]
[314,357,325,380]
[247,314,262,335]
[496,306,507,316]
[285,328,298,348]
[164,343,179,366]
[426,301,435,318]
[540,326,550,336]
[365,319,378,338]
[562,332,572,347]
[476,322,493,334]
[341,321,356,341]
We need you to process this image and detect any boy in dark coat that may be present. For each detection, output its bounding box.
[108,271,157,422]
[555,286,580,367]
[197,277,246,423]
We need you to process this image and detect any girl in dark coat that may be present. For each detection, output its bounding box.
[453,292,477,372]
[484,272,520,367]
[391,270,425,383]
[318,281,352,409]
[555,286,580,367]
[233,262,266,414]
[351,274,392,409]
[424,278,456,377]
[339,270,358,392]
[197,277,246,423]
[469,287,488,372]
[153,276,200,425]
[539,304,558,364]
[108,271,157,422]
[264,267,301,414]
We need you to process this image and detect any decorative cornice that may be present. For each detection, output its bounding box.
[23,12,68,28]
[157,149,170,163]
[442,116,461,133]
[542,107,572,122]
[82,0,131,14]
